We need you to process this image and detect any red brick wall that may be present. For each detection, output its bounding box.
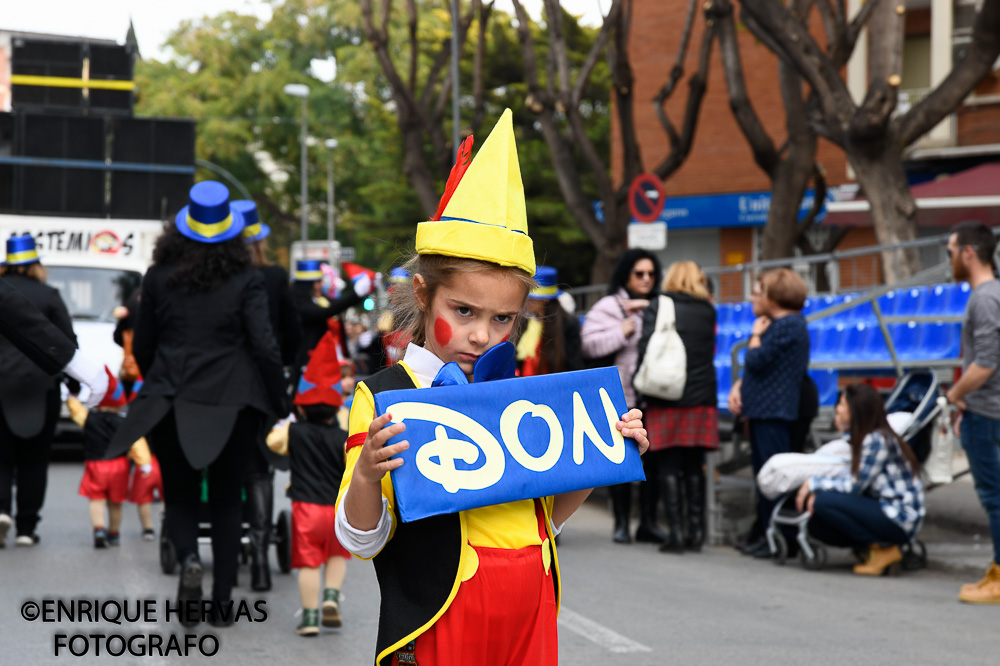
[612,0,851,196]
[837,228,883,290]
[958,102,1000,145]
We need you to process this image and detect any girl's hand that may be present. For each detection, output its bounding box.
[795,481,815,515]
[728,379,742,415]
[355,413,409,486]
[617,408,649,454]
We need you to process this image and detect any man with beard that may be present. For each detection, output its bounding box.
[945,221,1000,603]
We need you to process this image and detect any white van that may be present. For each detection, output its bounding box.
[1,215,163,427]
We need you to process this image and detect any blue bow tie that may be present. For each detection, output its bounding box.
[431,341,517,387]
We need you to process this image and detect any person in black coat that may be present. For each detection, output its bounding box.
[635,261,718,553]
[0,235,77,547]
[291,259,365,387]
[108,182,287,624]
[233,198,303,591]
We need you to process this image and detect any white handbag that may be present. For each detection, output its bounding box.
[923,397,957,485]
[633,295,688,401]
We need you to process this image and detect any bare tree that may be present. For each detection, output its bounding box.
[511,0,716,284]
[359,0,494,215]
[739,0,1000,281]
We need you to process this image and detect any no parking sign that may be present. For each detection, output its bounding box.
[628,173,665,222]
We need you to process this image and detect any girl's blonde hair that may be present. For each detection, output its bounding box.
[663,261,709,300]
[393,253,536,346]
[0,262,47,283]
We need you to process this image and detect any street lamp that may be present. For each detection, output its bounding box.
[283,83,311,243]
[325,138,338,243]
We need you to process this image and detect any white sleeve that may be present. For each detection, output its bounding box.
[335,494,393,559]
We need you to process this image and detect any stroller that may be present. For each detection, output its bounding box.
[158,474,293,577]
[765,369,941,571]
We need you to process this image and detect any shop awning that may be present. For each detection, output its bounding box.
[823,162,1000,227]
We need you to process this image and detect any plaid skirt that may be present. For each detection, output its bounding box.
[645,405,719,451]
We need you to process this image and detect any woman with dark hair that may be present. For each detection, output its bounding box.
[108,182,287,625]
[0,235,76,547]
[581,249,665,544]
[517,266,582,377]
[795,383,925,576]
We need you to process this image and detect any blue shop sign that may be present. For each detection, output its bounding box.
[593,188,832,229]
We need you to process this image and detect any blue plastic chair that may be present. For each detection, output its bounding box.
[715,360,733,411]
[716,304,736,332]
[809,368,840,406]
[877,289,900,316]
[919,321,961,359]
[863,324,891,362]
[948,282,971,316]
[841,298,876,326]
[811,323,848,362]
[732,302,756,331]
[888,321,923,361]
[923,284,951,317]
[894,287,929,318]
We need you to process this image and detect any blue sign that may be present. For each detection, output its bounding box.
[594,188,833,229]
[373,368,646,523]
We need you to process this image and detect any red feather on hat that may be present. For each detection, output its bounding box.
[431,135,475,222]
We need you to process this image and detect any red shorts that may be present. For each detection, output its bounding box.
[393,500,558,666]
[128,456,163,504]
[78,458,129,503]
[291,501,350,569]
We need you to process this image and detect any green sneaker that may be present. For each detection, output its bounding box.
[321,589,342,628]
[296,608,319,636]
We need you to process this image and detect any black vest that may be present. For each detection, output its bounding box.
[361,364,560,666]
[287,421,346,505]
[83,411,125,462]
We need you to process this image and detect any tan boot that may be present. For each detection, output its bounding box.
[959,563,1000,604]
[853,544,903,576]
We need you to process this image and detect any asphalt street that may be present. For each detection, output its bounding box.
[1,461,997,665]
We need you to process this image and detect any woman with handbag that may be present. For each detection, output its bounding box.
[634,262,717,553]
[581,249,665,544]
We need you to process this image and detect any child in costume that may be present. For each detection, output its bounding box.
[67,388,155,547]
[516,266,583,377]
[335,110,649,665]
[268,325,351,636]
[128,431,164,542]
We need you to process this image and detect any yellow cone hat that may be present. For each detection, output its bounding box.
[416,109,535,275]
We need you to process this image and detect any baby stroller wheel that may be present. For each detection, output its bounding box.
[275,510,292,574]
[800,538,827,571]
[160,532,177,574]
[772,532,788,566]
[902,540,927,571]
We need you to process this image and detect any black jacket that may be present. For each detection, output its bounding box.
[0,276,76,376]
[108,264,287,468]
[0,273,76,438]
[635,291,717,408]
[260,264,302,367]
[293,284,362,371]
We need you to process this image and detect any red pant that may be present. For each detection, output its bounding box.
[128,456,163,504]
[292,501,350,569]
[393,501,558,665]
[79,458,129,503]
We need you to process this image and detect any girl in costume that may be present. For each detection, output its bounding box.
[335,110,649,666]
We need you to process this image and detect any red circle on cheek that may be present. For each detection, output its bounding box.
[433,317,452,347]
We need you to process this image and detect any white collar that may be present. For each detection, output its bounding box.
[401,343,446,389]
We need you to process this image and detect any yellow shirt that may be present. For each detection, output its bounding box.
[336,360,542,551]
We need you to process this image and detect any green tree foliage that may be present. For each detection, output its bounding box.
[135,0,606,286]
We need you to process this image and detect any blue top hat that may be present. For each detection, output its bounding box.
[174,181,245,244]
[294,260,323,282]
[389,267,410,285]
[3,234,40,266]
[530,265,561,300]
[234,200,271,243]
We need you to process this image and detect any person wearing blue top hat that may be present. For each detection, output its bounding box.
[235,198,302,592]
[106,181,287,626]
[291,258,366,394]
[0,234,77,547]
[516,266,582,377]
